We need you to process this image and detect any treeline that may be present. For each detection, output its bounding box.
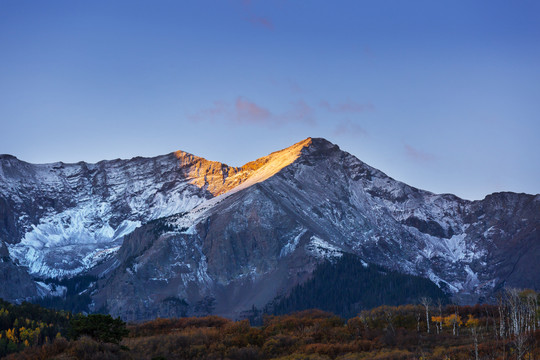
[271,253,449,318]
[0,299,128,358]
[5,289,540,360]
[0,298,70,357]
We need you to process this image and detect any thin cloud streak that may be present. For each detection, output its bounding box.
[333,120,368,137]
[188,97,316,127]
[404,144,435,162]
[239,0,274,30]
[277,100,315,125]
[186,101,229,122]
[247,15,274,30]
[288,79,303,94]
[320,100,374,114]
[235,97,271,124]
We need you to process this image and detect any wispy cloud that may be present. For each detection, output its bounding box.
[278,100,315,125]
[288,80,303,94]
[333,120,368,137]
[404,144,435,162]
[247,15,274,30]
[186,101,228,122]
[188,97,316,127]
[320,100,374,114]
[363,45,374,59]
[235,97,272,124]
[239,0,274,30]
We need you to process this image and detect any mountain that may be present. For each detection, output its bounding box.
[0,138,538,320]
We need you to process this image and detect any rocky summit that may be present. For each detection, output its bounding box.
[0,138,538,320]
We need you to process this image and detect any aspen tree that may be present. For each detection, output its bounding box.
[420,297,432,334]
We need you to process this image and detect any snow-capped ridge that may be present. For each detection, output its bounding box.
[1,137,538,316]
[2,138,315,279]
[173,137,313,197]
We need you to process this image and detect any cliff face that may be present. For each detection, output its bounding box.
[0,152,208,281]
[0,138,538,319]
[95,139,539,319]
[173,138,311,197]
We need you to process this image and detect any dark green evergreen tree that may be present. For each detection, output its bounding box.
[272,253,449,318]
[69,314,129,344]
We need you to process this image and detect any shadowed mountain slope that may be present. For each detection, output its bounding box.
[1,138,538,320]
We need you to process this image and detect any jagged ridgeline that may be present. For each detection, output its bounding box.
[271,254,449,318]
[0,138,538,320]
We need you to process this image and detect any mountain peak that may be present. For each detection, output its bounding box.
[193,137,344,198]
[170,138,312,197]
[304,137,334,147]
[0,154,19,161]
[263,137,340,160]
[300,137,341,155]
[287,137,336,149]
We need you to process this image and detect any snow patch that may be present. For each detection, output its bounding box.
[426,270,460,293]
[418,231,485,265]
[280,229,307,258]
[305,236,343,259]
[8,214,140,277]
[35,281,67,298]
[464,265,480,289]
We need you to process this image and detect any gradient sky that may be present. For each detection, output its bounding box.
[1,0,539,200]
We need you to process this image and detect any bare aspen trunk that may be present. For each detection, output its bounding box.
[437,299,443,335]
[426,306,430,334]
[454,305,459,336]
[420,297,432,334]
[472,327,479,360]
[497,293,506,338]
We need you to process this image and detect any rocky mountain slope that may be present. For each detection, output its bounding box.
[1,138,538,320]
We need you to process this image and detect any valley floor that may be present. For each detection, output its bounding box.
[4,301,540,360]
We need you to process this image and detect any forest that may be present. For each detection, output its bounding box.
[270,253,449,318]
[1,288,539,360]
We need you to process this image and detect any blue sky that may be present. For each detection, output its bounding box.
[1,0,539,200]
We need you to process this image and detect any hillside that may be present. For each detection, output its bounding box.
[0,138,538,319]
